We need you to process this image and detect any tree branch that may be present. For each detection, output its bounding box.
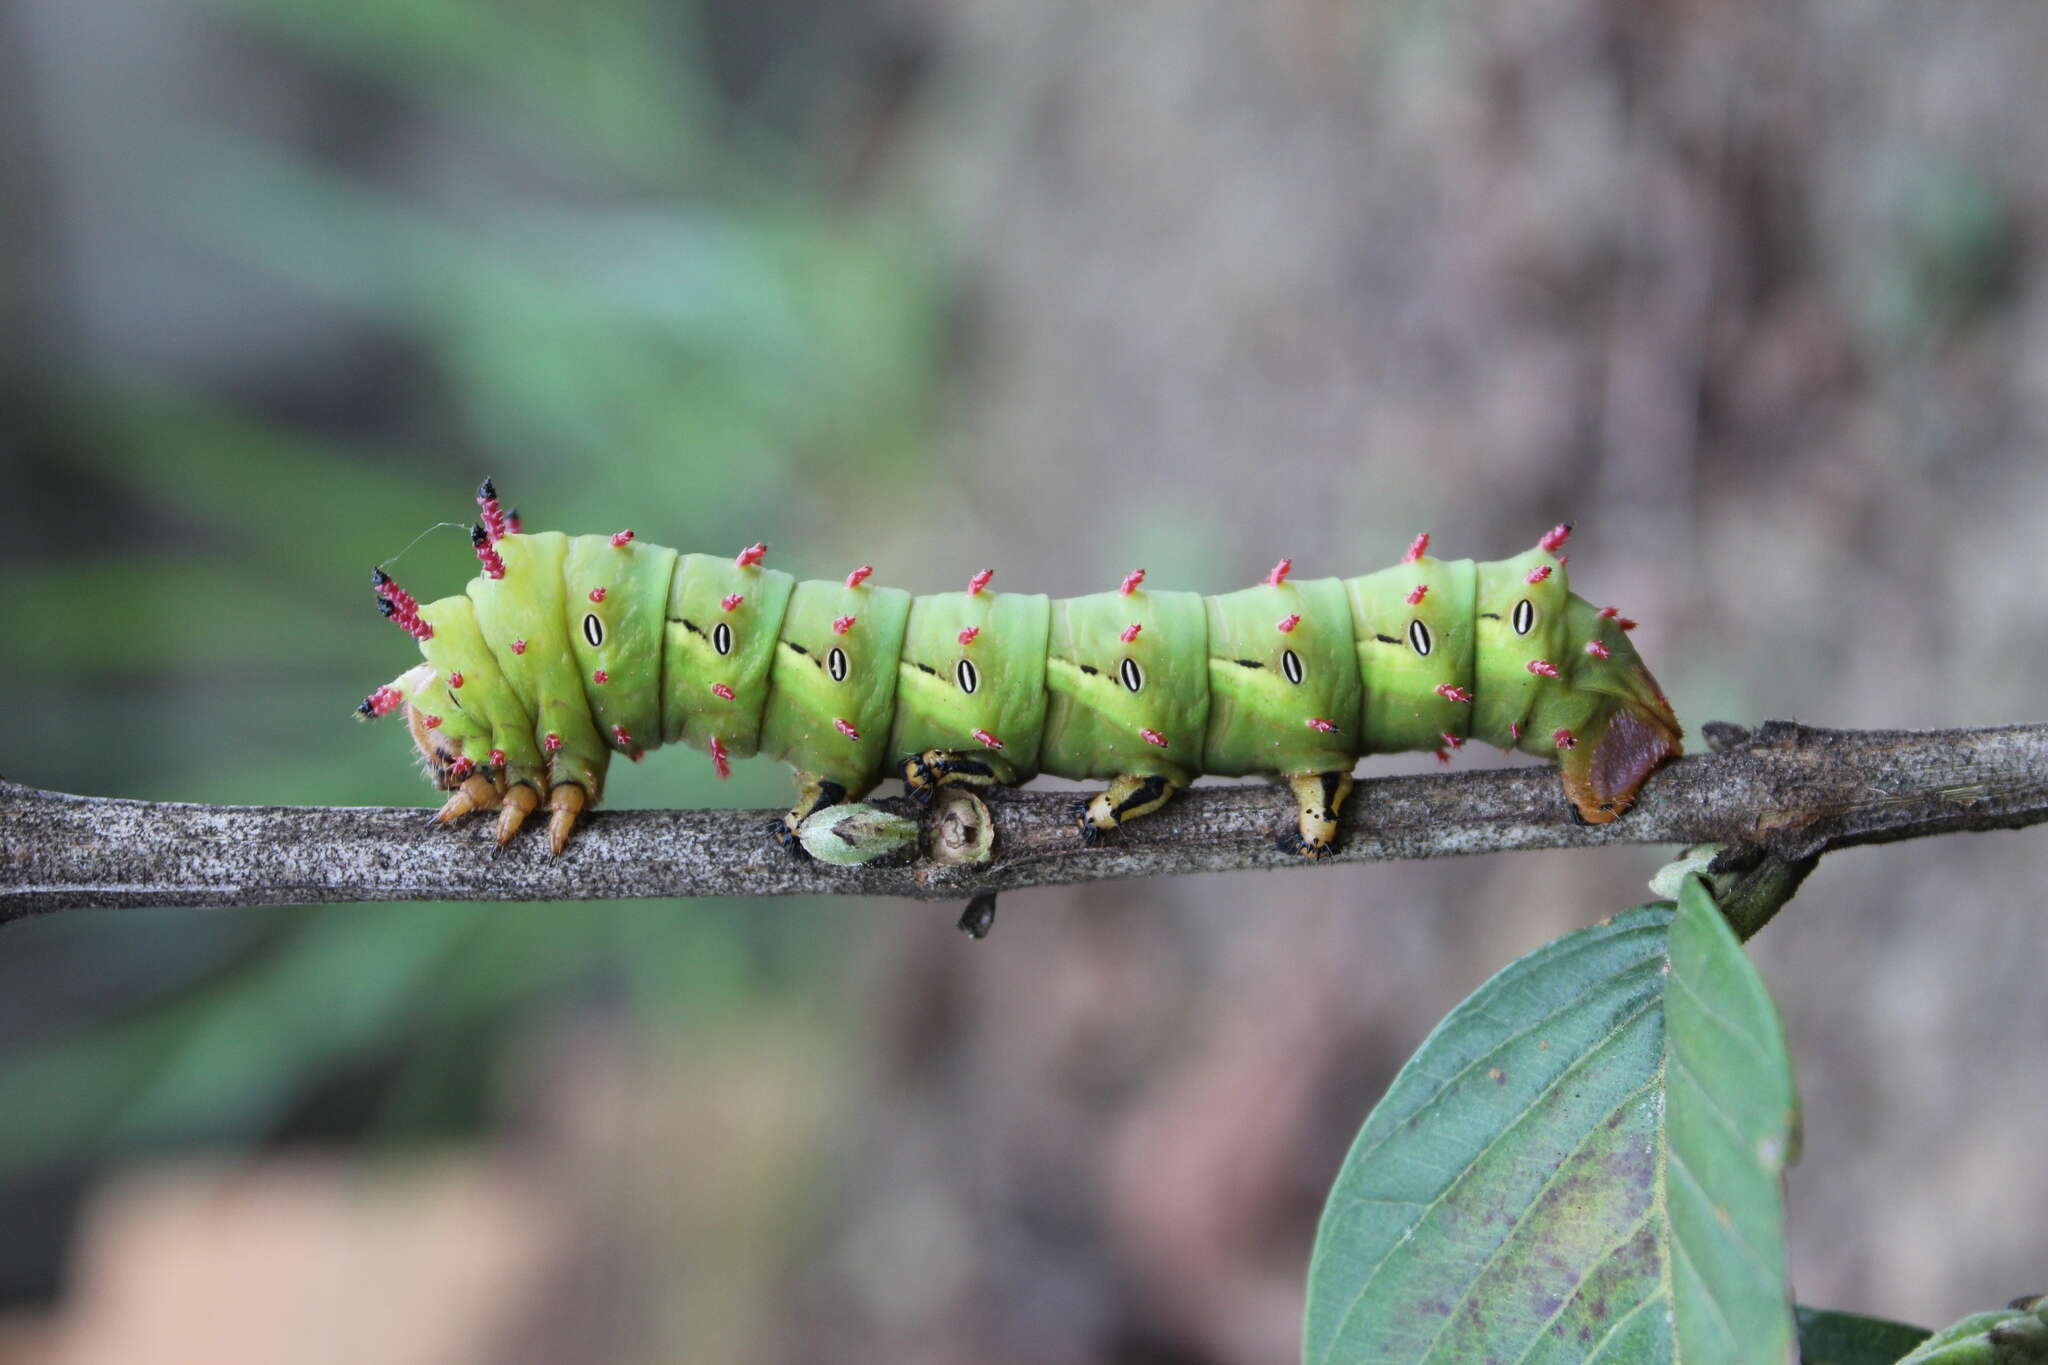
[3,721,2045,920]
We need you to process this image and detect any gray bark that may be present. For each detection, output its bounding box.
[3,721,2045,920]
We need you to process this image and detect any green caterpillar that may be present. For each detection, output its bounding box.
[360,482,1682,858]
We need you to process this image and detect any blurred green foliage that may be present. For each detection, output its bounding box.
[0,0,946,1212]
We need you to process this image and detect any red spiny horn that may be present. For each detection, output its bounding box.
[967,568,994,596]
[371,567,433,640]
[721,594,743,612]
[356,685,405,719]
[1120,622,1142,644]
[832,615,856,635]
[1402,532,1430,563]
[471,523,506,578]
[1119,568,1146,596]
[1538,523,1572,554]
[1276,614,1300,633]
[845,565,873,589]
[476,479,509,544]
[610,529,635,548]
[1525,564,1552,585]
[1265,558,1292,586]
[736,543,767,569]
[505,508,523,534]
[957,626,980,646]
[1406,584,1428,606]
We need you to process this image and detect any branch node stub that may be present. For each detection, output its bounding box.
[928,789,995,866]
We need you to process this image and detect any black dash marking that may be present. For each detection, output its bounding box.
[1235,658,1265,669]
[915,662,938,675]
[1480,612,1501,620]
[786,642,809,656]
[1373,633,1400,645]
[1079,664,1100,676]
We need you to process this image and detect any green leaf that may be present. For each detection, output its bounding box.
[1897,1298,2048,1364]
[1302,877,1797,1365]
[1797,1306,1935,1364]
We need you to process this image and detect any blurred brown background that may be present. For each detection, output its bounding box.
[2,0,2045,1361]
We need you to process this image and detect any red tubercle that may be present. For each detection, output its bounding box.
[447,672,464,688]
[967,568,994,596]
[832,615,856,636]
[845,565,873,589]
[1557,554,1568,568]
[1435,684,1473,704]
[1120,623,1142,644]
[371,567,433,640]
[544,732,562,752]
[710,683,735,701]
[1276,613,1301,633]
[972,728,1005,751]
[1265,558,1292,587]
[1525,565,1552,585]
[1617,617,1638,632]
[1402,532,1430,564]
[834,717,861,742]
[611,724,633,749]
[470,524,507,579]
[1525,659,1560,678]
[721,594,744,612]
[1406,584,1428,606]
[628,748,646,763]
[1119,568,1146,596]
[1584,640,1610,660]
[360,685,405,718]
[449,756,475,781]
[511,639,527,655]
[423,713,443,730]
[588,586,607,603]
[1553,727,1577,750]
[957,626,980,647]
[1435,748,1451,765]
[1510,721,1522,742]
[610,529,635,548]
[1139,728,1168,748]
[1441,732,1464,750]
[710,736,731,780]
[592,669,609,684]
[476,479,508,543]
[735,543,767,569]
[1538,523,1572,554]
[1305,716,1337,733]
[1597,605,1618,619]
[488,748,507,768]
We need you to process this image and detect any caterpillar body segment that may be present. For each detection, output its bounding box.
[891,590,1052,788]
[1347,556,1479,753]
[360,490,1682,858]
[757,577,914,800]
[661,553,795,757]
